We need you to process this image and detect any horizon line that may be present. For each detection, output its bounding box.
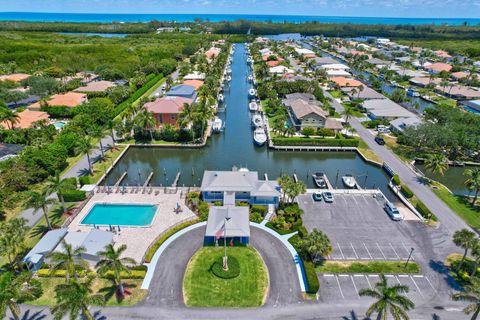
[0,11,479,20]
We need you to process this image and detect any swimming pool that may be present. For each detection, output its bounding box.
[81,203,158,227]
[53,121,66,130]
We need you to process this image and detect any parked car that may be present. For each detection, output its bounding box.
[375,136,386,145]
[312,191,323,201]
[322,191,334,203]
[384,202,403,221]
[376,125,390,134]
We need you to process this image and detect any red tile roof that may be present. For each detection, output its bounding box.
[0,110,49,129]
[144,96,194,114]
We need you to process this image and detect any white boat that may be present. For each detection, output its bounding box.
[253,128,267,146]
[251,114,264,128]
[248,75,254,82]
[247,58,253,64]
[342,174,357,188]
[226,68,232,74]
[312,172,327,188]
[406,88,420,97]
[248,88,257,97]
[218,94,224,103]
[212,117,222,133]
[249,101,259,112]
[225,75,232,83]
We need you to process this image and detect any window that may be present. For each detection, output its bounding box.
[170,115,176,120]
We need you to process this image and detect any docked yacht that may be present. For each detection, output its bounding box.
[406,87,420,97]
[212,117,223,133]
[225,75,232,83]
[218,94,224,103]
[342,174,357,188]
[249,101,259,112]
[253,128,267,146]
[251,114,264,128]
[248,88,257,98]
[248,75,254,82]
[312,172,327,188]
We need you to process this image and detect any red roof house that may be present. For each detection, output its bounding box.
[144,96,194,127]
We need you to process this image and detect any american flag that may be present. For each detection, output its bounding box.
[215,223,225,240]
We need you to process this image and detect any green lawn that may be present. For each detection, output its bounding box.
[357,140,382,164]
[432,182,480,229]
[183,247,268,307]
[30,278,147,307]
[316,260,421,274]
[89,146,126,184]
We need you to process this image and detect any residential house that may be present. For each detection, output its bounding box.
[294,48,315,57]
[436,85,480,100]
[326,69,352,77]
[0,143,24,161]
[360,99,416,120]
[424,63,452,74]
[389,116,422,133]
[434,50,452,60]
[269,66,294,76]
[182,79,204,90]
[23,229,68,271]
[183,71,206,80]
[451,71,471,81]
[6,95,40,109]
[144,96,194,127]
[330,77,363,88]
[341,86,386,100]
[204,206,250,245]
[0,109,49,129]
[366,58,390,69]
[156,27,175,33]
[200,170,281,206]
[29,92,87,109]
[205,47,221,61]
[310,57,338,69]
[409,77,442,88]
[74,80,116,93]
[165,84,197,100]
[0,73,30,83]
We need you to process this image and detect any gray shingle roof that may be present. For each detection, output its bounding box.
[23,228,68,264]
[201,171,280,197]
[205,206,250,238]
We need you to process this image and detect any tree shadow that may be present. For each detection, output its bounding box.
[429,260,462,291]
[98,276,138,303]
[14,309,47,320]
[341,310,368,320]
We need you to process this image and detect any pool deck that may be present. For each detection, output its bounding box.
[67,189,197,263]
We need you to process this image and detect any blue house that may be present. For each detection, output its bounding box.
[200,170,281,206]
[165,84,197,100]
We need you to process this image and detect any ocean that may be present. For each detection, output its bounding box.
[0,12,479,25]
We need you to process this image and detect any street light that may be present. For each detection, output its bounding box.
[405,247,414,268]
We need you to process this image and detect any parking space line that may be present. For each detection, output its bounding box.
[350,243,359,259]
[337,242,345,259]
[389,243,401,259]
[365,275,373,289]
[335,275,345,299]
[409,276,424,297]
[413,275,424,278]
[351,196,359,208]
[376,243,387,259]
[394,276,410,298]
[363,243,373,259]
[425,276,438,294]
[350,276,360,298]
[323,274,335,277]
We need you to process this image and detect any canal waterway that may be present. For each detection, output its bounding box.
[105,44,395,199]
[416,164,472,196]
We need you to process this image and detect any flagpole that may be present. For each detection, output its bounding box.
[223,216,230,271]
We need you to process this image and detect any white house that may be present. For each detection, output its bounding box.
[269,66,294,75]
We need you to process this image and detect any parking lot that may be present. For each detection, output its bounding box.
[319,273,439,302]
[298,191,423,261]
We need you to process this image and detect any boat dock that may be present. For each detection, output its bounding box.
[113,171,127,187]
[172,171,181,187]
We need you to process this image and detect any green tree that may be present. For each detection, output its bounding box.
[89,126,106,159]
[278,174,293,203]
[45,172,74,214]
[24,190,56,230]
[48,240,89,281]
[51,277,105,320]
[452,277,480,320]
[453,229,478,274]
[0,272,43,320]
[135,108,156,141]
[0,218,29,270]
[465,168,480,205]
[178,102,196,142]
[359,274,414,320]
[284,179,307,203]
[424,153,449,176]
[301,228,332,262]
[96,244,136,297]
[76,136,94,174]
[0,106,20,130]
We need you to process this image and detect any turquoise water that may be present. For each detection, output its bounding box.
[1,12,479,25]
[53,121,66,129]
[81,203,157,226]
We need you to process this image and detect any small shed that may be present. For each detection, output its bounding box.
[204,206,250,246]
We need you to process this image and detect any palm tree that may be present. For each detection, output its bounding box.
[45,172,73,214]
[285,180,307,203]
[359,274,414,320]
[424,153,449,176]
[51,277,105,320]
[96,244,136,297]
[0,272,43,320]
[453,229,477,274]
[135,108,156,141]
[89,126,106,160]
[278,174,292,203]
[465,168,480,205]
[48,240,89,281]
[24,190,56,230]
[178,102,196,142]
[106,118,118,149]
[452,277,480,320]
[76,136,94,175]
[0,107,20,130]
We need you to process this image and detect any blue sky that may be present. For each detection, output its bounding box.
[1,0,480,18]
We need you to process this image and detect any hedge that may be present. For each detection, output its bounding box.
[416,201,437,221]
[211,256,240,279]
[272,137,359,147]
[37,269,146,279]
[62,177,77,187]
[59,189,86,202]
[251,204,267,216]
[78,175,91,187]
[400,185,414,199]
[114,73,163,118]
[392,174,401,186]
[303,260,320,294]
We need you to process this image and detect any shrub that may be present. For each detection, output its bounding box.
[301,127,316,137]
[392,174,401,186]
[211,256,240,279]
[59,189,86,202]
[400,185,414,199]
[197,201,209,221]
[100,270,146,279]
[317,128,335,137]
[416,201,437,220]
[272,137,359,147]
[62,177,77,188]
[288,234,303,252]
[303,260,320,294]
[78,175,90,187]
[250,211,263,223]
[251,204,267,216]
[297,226,308,238]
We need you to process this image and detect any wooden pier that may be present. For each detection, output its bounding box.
[172,172,181,187]
[113,171,127,187]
